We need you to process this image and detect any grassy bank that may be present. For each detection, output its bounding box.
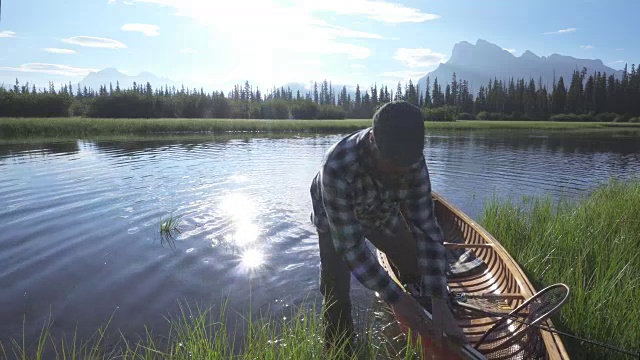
[480,179,640,359]
[0,302,419,360]
[2,117,640,138]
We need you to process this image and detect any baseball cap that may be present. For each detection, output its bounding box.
[372,101,425,167]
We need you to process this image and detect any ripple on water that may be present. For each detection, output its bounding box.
[1,132,639,345]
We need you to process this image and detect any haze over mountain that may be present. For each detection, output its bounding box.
[418,39,624,94]
[79,68,179,91]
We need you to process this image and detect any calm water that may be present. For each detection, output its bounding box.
[1,130,639,347]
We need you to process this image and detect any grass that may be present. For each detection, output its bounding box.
[0,300,424,360]
[158,214,182,249]
[2,117,640,138]
[160,214,182,235]
[480,179,640,359]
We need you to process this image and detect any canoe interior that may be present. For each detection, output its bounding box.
[377,193,570,360]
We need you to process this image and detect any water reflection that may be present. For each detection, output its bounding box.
[1,130,639,348]
[219,192,268,274]
[239,248,267,272]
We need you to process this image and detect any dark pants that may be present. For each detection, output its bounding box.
[318,216,419,346]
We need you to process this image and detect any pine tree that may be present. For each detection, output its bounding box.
[584,75,595,114]
[313,82,319,104]
[395,82,403,101]
[592,72,607,113]
[355,84,362,113]
[424,77,432,108]
[475,86,486,113]
[451,73,458,107]
[371,84,378,109]
[551,76,567,114]
[432,78,440,107]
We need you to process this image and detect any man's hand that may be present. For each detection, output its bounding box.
[390,291,433,336]
[391,292,468,344]
[432,297,468,344]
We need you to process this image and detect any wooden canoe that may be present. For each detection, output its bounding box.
[377,192,570,359]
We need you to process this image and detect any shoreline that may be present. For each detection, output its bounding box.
[2,118,640,138]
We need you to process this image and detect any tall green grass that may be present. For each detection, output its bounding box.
[2,118,640,138]
[480,179,640,359]
[0,301,422,360]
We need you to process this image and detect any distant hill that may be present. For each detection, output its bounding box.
[79,68,179,91]
[418,39,624,94]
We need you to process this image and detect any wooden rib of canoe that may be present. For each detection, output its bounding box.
[377,192,570,359]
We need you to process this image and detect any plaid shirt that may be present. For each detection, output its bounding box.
[310,128,447,304]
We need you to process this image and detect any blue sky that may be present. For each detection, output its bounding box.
[0,0,636,92]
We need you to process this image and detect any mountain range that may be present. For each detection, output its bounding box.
[75,40,625,96]
[418,39,623,94]
[79,68,179,91]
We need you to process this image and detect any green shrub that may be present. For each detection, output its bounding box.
[456,112,476,120]
[595,112,617,122]
[613,115,628,123]
[629,117,640,123]
[317,105,346,120]
[68,100,88,117]
[550,113,596,122]
[259,100,290,119]
[476,111,505,120]
[423,105,457,122]
[290,100,319,120]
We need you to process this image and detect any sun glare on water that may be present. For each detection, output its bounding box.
[240,248,266,272]
[219,193,269,274]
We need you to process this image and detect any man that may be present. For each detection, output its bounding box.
[310,101,466,350]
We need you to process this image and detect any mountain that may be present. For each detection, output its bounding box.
[418,39,624,94]
[79,68,179,91]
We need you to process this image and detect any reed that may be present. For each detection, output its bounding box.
[0,301,423,359]
[480,179,640,359]
[2,117,640,138]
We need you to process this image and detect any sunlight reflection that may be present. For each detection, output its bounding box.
[218,193,270,274]
[239,248,266,271]
[220,193,257,222]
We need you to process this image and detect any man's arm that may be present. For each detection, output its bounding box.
[320,165,403,304]
[405,159,448,298]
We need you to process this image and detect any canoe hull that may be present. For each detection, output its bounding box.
[377,192,570,359]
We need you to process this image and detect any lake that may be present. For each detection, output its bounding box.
[1,129,639,349]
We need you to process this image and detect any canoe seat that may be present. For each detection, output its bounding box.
[473,283,570,359]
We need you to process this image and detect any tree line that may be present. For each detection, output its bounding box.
[1,63,639,121]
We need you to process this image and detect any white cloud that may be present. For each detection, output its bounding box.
[126,0,431,87]
[43,48,77,54]
[616,48,624,51]
[297,58,323,66]
[503,48,516,53]
[121,24,160,36]
[301,0,439,23]
[0,30,17,38]
[314,21,384,39]
[127,0,375,61]
[610,60,625,64]
[180,48,197,54]
[0,63,97,77]
[108,0,116,3]
[393,48,446,68]
[62,36,127,48]
[543,28,576,35]
[580,45,595,50]
[351,64,366,69]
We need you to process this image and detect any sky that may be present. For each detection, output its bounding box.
[0,0,637,92]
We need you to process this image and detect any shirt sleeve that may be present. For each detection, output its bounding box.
[320,164,404,304]
[405,159,448,298]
